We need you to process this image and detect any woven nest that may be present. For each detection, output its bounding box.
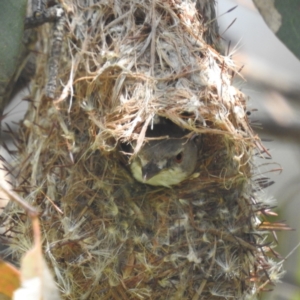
[1,0,284,299]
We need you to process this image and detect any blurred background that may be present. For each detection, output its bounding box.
[218,1,300,299]
[1,0,299,299]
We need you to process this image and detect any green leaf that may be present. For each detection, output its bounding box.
[275,0,300,60]
[253,0,300,61]
[0,1,27,108]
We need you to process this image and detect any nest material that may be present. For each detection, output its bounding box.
[1,0,284,299]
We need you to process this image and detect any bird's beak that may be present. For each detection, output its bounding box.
[142,162,161,181]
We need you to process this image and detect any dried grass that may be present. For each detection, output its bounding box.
[1,0,285,299]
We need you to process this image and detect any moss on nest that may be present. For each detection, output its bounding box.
[1,0,285,299]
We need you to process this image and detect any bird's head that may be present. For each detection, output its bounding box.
[130,136,199,187]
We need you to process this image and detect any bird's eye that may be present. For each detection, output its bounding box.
[175,152,183,163]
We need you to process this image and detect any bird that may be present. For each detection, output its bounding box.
[130,122,200,187]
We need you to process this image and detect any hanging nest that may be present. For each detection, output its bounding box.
[1,0,285,299]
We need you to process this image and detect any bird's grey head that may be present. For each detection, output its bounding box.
[130,135,199,187]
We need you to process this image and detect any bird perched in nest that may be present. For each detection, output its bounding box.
[130,122,201,187]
